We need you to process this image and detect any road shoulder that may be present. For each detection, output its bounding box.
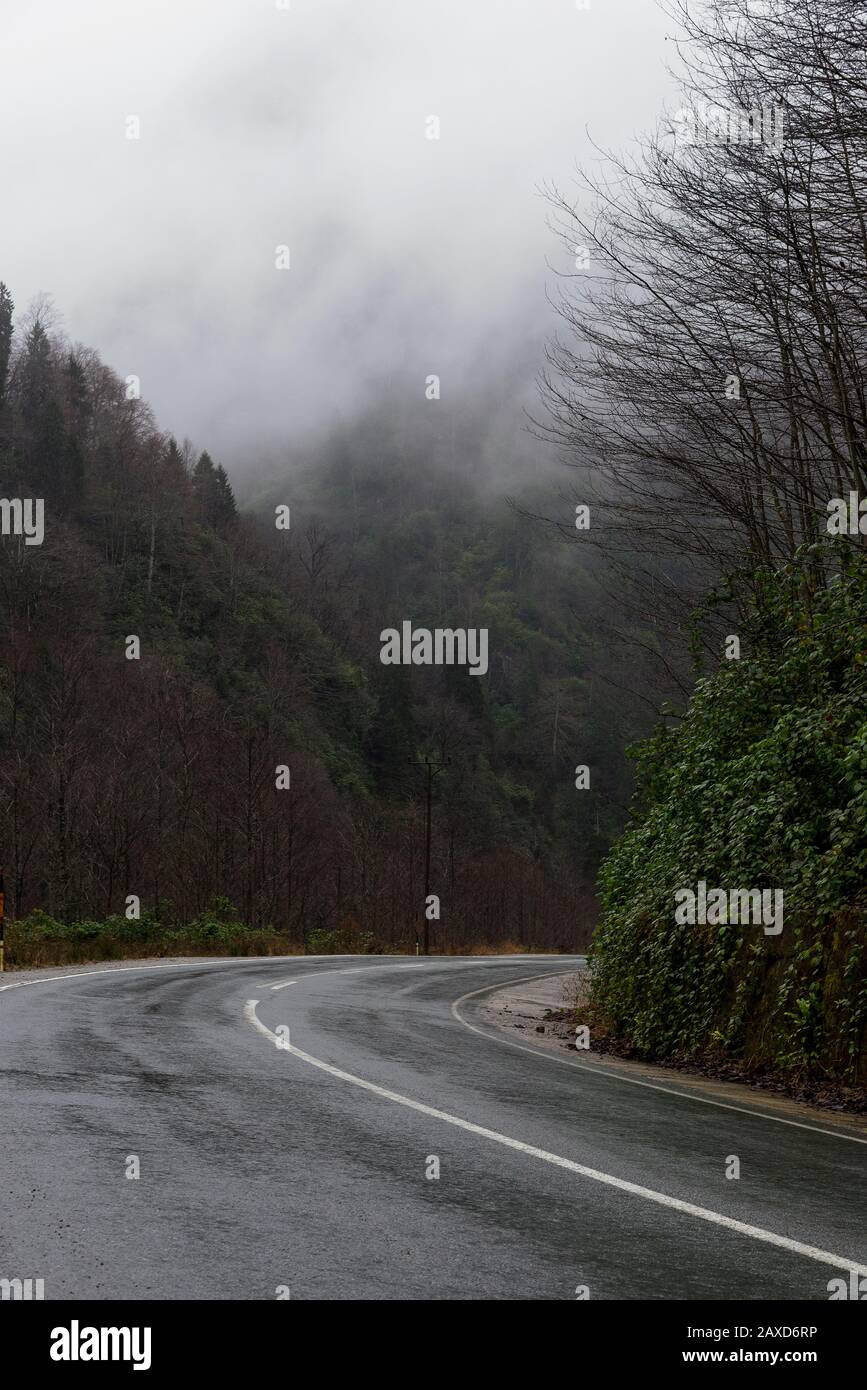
[477,972,867,1139]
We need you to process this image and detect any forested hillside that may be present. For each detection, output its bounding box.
[0,290,652,961]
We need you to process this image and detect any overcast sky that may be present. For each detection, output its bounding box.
[1,0,675,485]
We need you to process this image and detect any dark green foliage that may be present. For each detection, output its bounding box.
[8,903,295,966]
[591,542,867,1081]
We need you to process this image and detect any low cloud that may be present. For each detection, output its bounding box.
[1,0,671,480]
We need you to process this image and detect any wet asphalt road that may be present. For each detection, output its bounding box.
[1,954,865,1301]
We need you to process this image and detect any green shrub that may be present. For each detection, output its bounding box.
[11,909,69,941]
[6,898,298,967]
[591,541,867,1081]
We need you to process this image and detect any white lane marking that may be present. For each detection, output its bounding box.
[271,962,431,990]
[271,967,367,990]
[243,999,867,1281]
[451,973,867,1148]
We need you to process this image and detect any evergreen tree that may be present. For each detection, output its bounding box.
[194,450,237,529]
[63,352,92,440]
[30,398,69,504]
[20,321,53,428]
[0,283,13,411]
[213,463,237,527]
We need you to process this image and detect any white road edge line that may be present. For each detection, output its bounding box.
[0,955,445,996]
[0,958,300,993]
[451,972,867,1147]
[243,998,867,1281]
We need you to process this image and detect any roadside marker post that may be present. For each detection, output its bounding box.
[0,866,5,972]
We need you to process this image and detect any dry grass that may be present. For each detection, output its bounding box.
[6,931,576,971]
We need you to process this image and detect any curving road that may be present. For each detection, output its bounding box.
[1,955,866,1301]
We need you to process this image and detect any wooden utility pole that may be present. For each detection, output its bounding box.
[409,757,449,954]
[423,759,434,956]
